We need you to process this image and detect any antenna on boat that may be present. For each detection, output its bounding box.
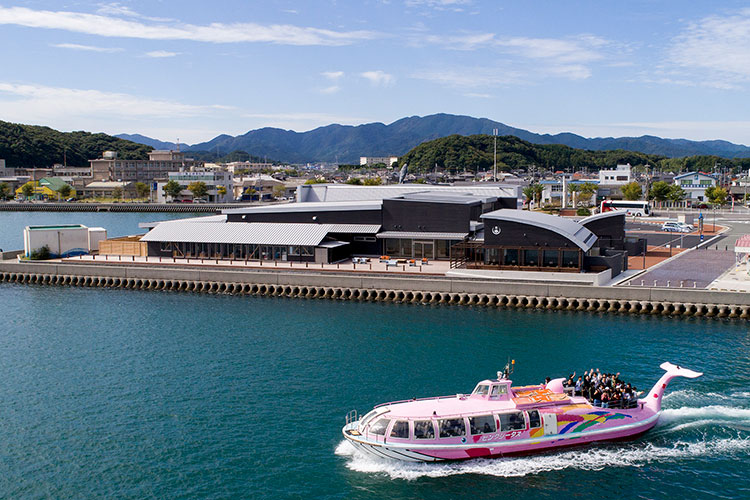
[500,358,515,379]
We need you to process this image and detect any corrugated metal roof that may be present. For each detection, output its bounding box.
[327,224,381,233]
[223,200,382,214]
[578,211,626,225]
[298,184,521,203]
[376,231,468,240]
[141,222,331,246]
[138,214,227,229]
[481,209,596,251]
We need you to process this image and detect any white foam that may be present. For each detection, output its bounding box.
[659,405,750,426]
[337,438,750,480]
[663,389,750,406]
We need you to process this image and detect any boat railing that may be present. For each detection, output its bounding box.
[373,394,458,408]
[345,410,359,425]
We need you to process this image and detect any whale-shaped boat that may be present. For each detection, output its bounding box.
[342,362,702,462]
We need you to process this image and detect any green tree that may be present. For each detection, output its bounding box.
[112,186,123,199]
[667,184,686,203]
[363,177,383,186]
[56,184,72,200]
[188,181,208,199]
[163,180,182,200]
[21,181,35,199]
[578,182,598,206]
[0,182,10,200]
[648,181,672,203]
[620,182,642,201]
[135,182,149,199]
[304,177,328,184]
[217,185,227,196]
[705,186,727,205]
[272,184,285,198]
[345,177,363,185]
[522,185,535,206]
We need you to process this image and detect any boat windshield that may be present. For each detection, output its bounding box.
[473,384,490,396]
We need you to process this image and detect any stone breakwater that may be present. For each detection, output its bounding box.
[2,260,750,320]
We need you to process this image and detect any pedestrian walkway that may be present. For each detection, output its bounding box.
[624,249,735,288]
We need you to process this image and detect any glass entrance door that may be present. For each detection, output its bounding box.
[413,241,434,260]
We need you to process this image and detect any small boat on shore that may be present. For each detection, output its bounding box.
[342,362,702,462]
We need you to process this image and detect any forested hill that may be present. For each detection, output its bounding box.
[177,113,750,163]
[397,134,750,173]
[0,121,152,168]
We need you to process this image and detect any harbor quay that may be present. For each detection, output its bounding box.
[2,259,750,319]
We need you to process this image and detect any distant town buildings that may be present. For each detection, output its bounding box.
[89,150,201,183]
[360,156,398,167]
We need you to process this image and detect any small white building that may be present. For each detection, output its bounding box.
[23,225,107,258]
[598,164,632,185]
[673,172,718,201]
[153,170,233,203]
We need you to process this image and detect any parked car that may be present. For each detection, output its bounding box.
[193,198,208,204]
[661,221,692,233]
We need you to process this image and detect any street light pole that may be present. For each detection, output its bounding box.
[493,128,498,182]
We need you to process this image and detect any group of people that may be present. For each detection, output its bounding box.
[560,369,640,409]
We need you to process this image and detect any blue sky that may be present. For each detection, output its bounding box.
[1,1,750,145]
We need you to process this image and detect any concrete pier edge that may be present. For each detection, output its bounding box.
[1,260,748,320]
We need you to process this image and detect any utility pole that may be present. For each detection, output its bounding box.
[493,128,498,182]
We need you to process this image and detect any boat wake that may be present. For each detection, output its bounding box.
[336,391,750,480]
[335,436,750,480]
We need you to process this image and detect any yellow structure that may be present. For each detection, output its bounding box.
[15,178,76,200]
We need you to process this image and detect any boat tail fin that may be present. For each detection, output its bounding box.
[644,362,703,412]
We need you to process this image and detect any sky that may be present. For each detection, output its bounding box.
[1,1,750,145]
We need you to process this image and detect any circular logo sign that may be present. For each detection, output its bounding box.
[492,226,501,235]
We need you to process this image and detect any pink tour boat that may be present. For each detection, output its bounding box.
[342,361,702,462]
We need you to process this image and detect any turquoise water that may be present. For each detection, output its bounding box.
[0,211,199,251]
[1,283,748,499]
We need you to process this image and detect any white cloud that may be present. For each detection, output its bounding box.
[0,6,377,46]
[319,85,341,94]
[464,92,493,98]
[411,67,523,88]
[52,42,123,53]
[144,50,179,58]
[405,0,472,12]
[322,71,345,80]
[361,70,395,86]
[0,82,230,121]
[667,9,750,86]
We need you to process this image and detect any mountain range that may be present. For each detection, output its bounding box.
[118,113,750,164]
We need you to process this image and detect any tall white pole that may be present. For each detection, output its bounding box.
[493,128,498,182]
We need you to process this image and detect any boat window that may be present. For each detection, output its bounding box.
[368,418,389,436]
[498,411,526,431]
[473,384,490,396]
[414,420,435,439]
[438,418,466,438]
[491,384,508,396]
[389,420,410,439]
[528,410,541,428]
[469,415,497,435]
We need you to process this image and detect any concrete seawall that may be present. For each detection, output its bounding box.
[0,202,248,213]
[1,260,748,319]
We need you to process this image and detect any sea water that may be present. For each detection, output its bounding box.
[0,284,747,499]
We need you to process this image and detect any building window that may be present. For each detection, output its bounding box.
[385,239,399,256]
[542,250,559,267]
[503,249,519,266]
[523,249,539,267]
[562,250,578,268]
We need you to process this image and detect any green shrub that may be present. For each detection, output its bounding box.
[576,207,591,216]
[29,245,51,260]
